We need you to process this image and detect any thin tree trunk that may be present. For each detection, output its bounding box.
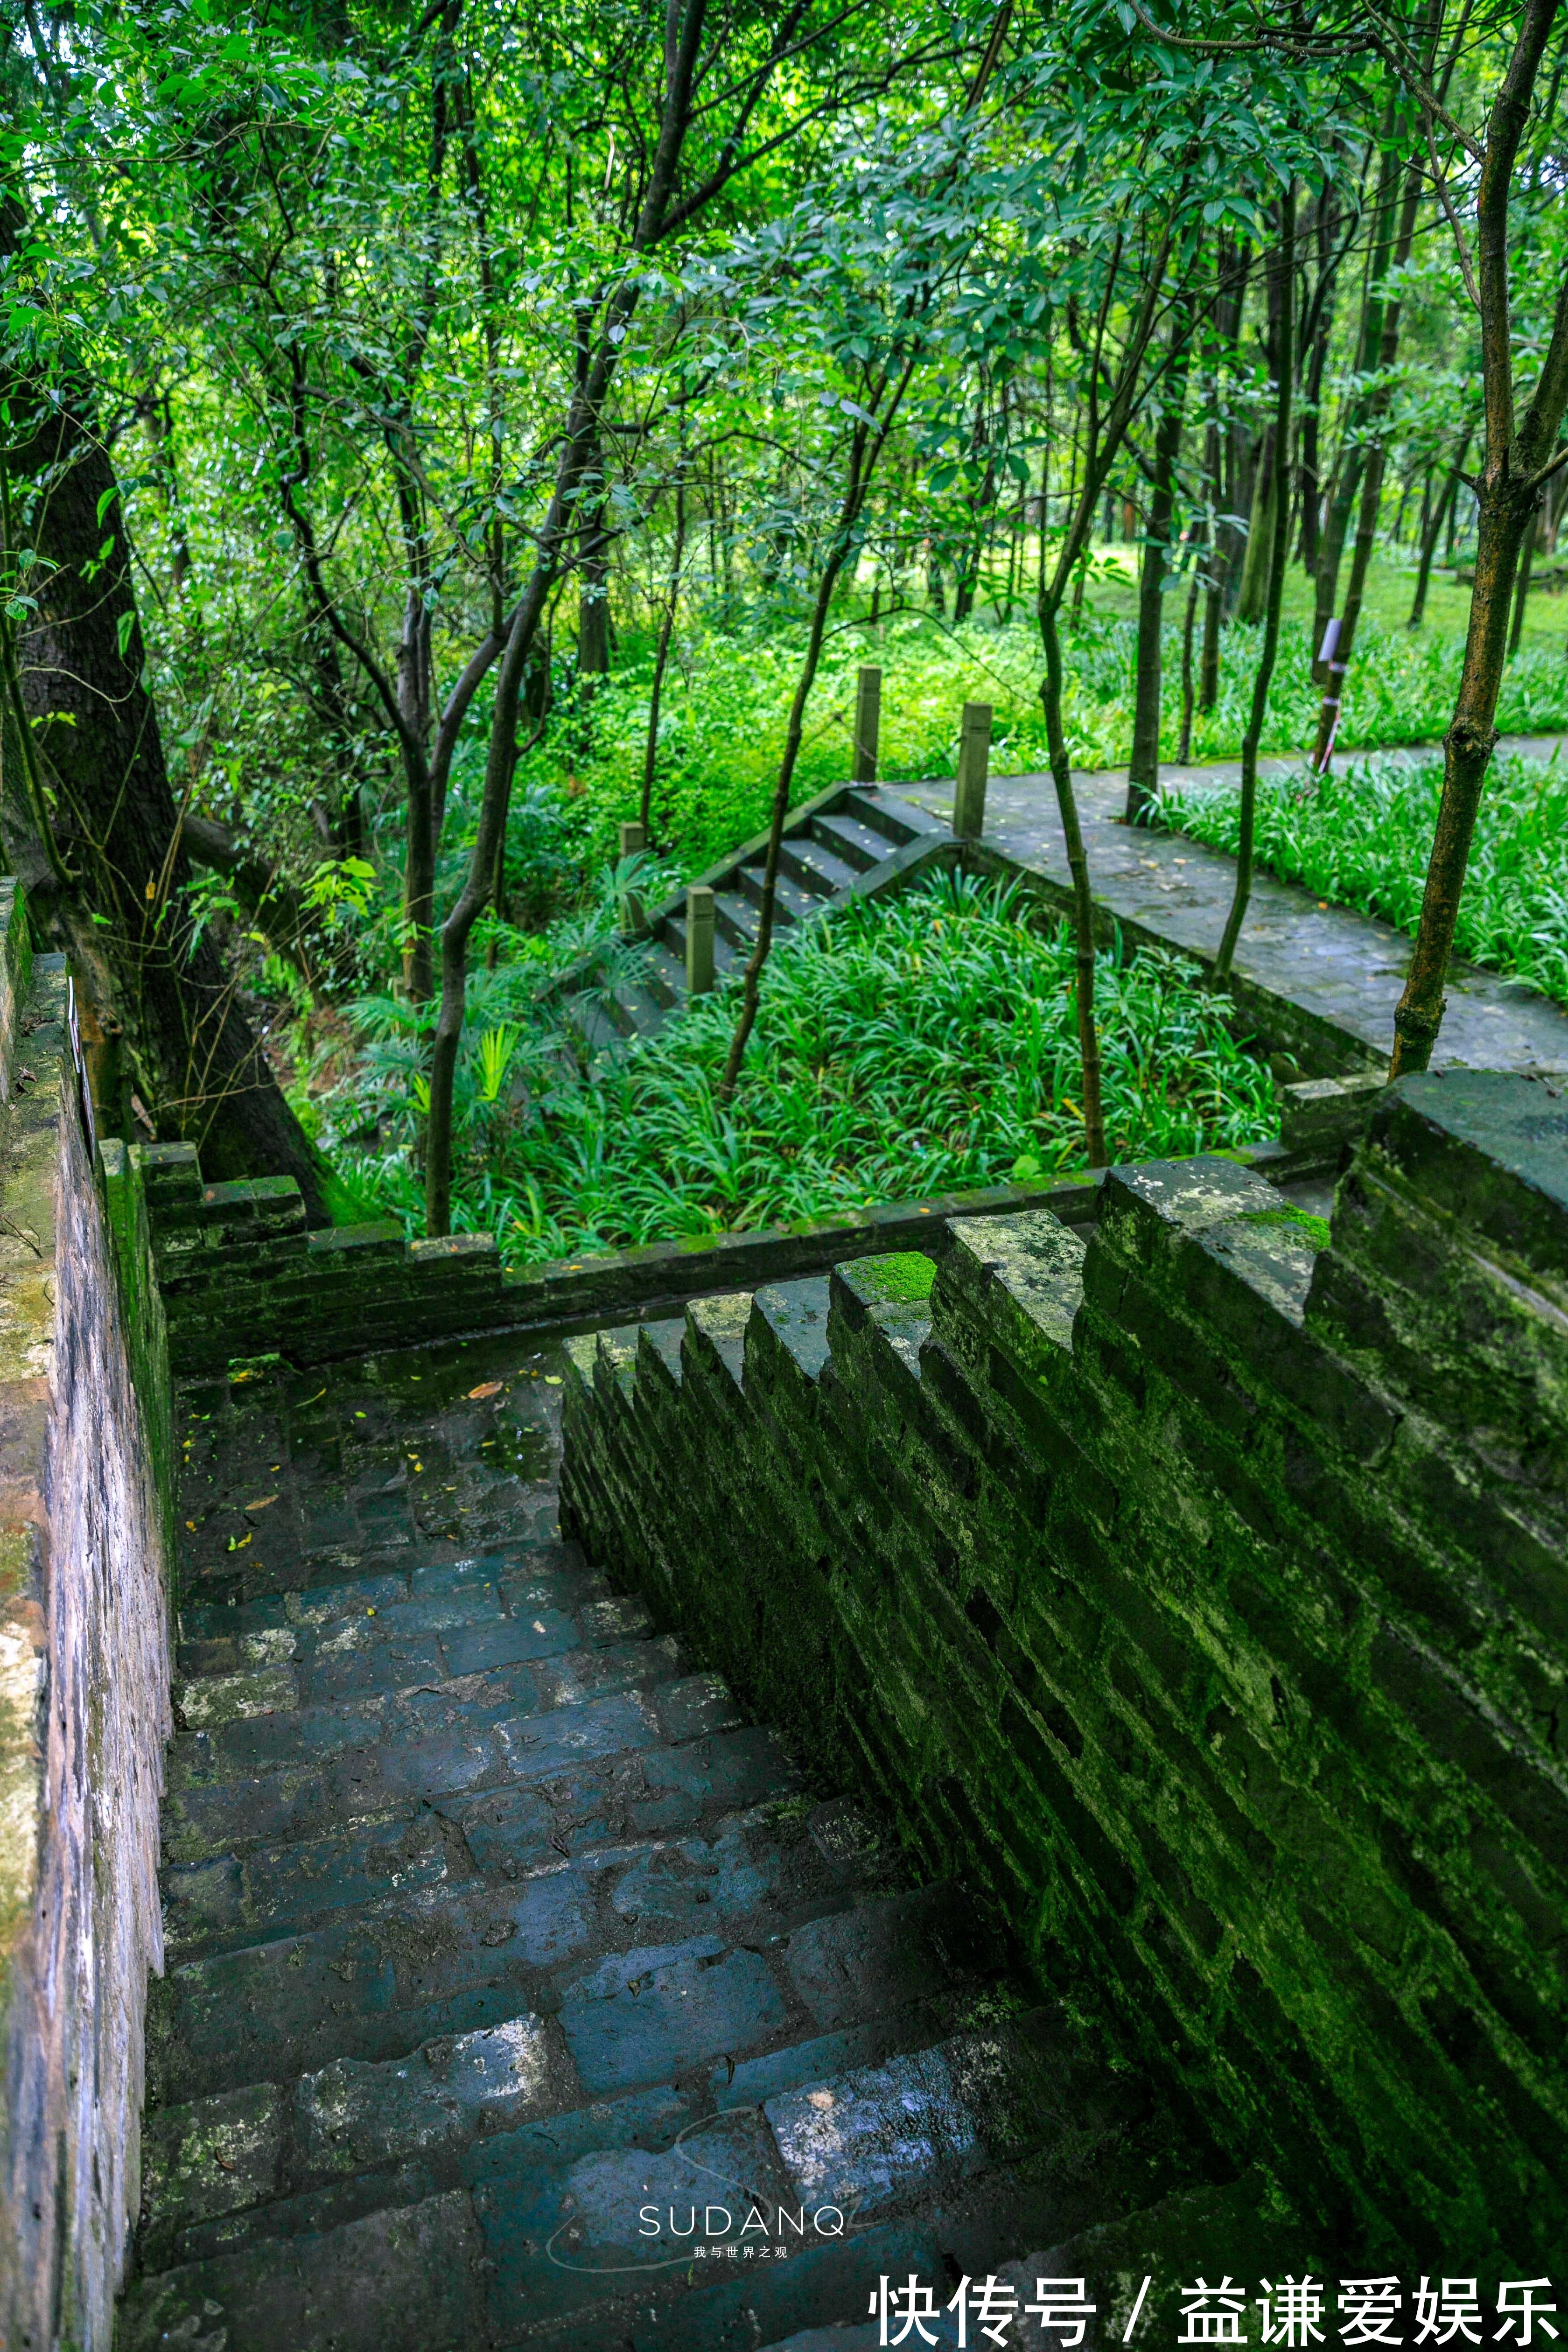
[1309,153,1424,761]
[1312,139,1400,674]
[7,401,336,1215]
[1041,602,1106,1157]
[1178,563,1201,762]
[1408,435,1472,626]
[1215,182,1296,981]
[1392,0,1568,1077]
[1126,314,1191,821]
[1235,425,1277,623]
[1198,421,1224,712]
[641,469,688,836]
[1508,524,1536,654]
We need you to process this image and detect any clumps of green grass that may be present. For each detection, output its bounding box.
[502,606,1568,885]
[1162,748,1568,1007]
[337,871,1278,1266]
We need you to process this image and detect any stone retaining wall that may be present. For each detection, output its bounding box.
[559,1069,1568,2267]
[0,933,173,2349]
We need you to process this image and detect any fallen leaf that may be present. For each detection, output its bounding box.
[226,1532,252,1552]
[244,1495,280,1514]
[468,1381,503,1400]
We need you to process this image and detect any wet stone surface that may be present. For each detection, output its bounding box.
[120,1329,1198,2350]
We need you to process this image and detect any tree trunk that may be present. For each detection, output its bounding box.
[1041,601,1106,1160]
[578,502,612,676]
[1126,317,1191,821]
[9,402,335,1216]
[1309,155,1423,759]
[641,471,687,836]
[1234,425,1277,623]
[1215,182,1295,981]
[1391,0,1568,1077]
[1508,524,1535,654]
[1408,436,1472,627]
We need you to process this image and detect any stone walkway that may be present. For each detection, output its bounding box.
[891,733,1568,1078]
[117,1330,1215,2349]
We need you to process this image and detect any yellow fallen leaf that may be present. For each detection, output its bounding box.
[244,1495,279,1514]
[468,1381,503,1400]
[186,1519,197,1531]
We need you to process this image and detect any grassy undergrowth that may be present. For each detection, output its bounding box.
[334,872,1278,1265]
[1163,749,1568,1005]
[505,601,1568,884]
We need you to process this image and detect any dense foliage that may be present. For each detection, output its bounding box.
[330,872,1279,1262]
[5,0,1566,1237]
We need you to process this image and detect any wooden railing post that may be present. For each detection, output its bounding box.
[685,884,716,995]
[952,701,992,839]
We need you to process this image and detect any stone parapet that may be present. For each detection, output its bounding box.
[0,931,172,2351]
[559,1068,1568,2268]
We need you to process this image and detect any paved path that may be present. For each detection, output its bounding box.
[889,733,1568,1079]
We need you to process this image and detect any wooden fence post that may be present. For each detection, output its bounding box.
[952,701,992,839]
[685,884,716,995]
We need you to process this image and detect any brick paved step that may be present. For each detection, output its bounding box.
[135,2009,934,2275]
[161,1739,843,1966]
[162,1667,745,1863]
[123,1993,1152,2352]
[173,1568,652,1728]
[138,1812,944,2264]
[148,1833,977,2106]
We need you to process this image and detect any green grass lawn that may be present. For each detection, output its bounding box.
[336,872,1278,1264]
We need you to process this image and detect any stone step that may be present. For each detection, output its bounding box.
[658,911,742,980]
[779,835,858,896]
[606,979,667,1040]
[713,887,762,949]
[641,942,688,1010]
[161,1732,829,1962]
[139,1810,927,2266]
[162,1662,738,1863]
[124,1995,1095,2352]
[148,1863,980,2111]
[176,1576,622,1720]
[169,1619,668,1782]
[808,812,886,872]
[734,863,822,926]
[178,1537,591,1651]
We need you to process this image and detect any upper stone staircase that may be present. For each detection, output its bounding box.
[573,782,955,1053]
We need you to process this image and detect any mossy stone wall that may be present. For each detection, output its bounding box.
[560,1069,1568,2268]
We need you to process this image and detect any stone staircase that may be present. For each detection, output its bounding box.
[115,1323,1220,2351]
[574,783,954,1052]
